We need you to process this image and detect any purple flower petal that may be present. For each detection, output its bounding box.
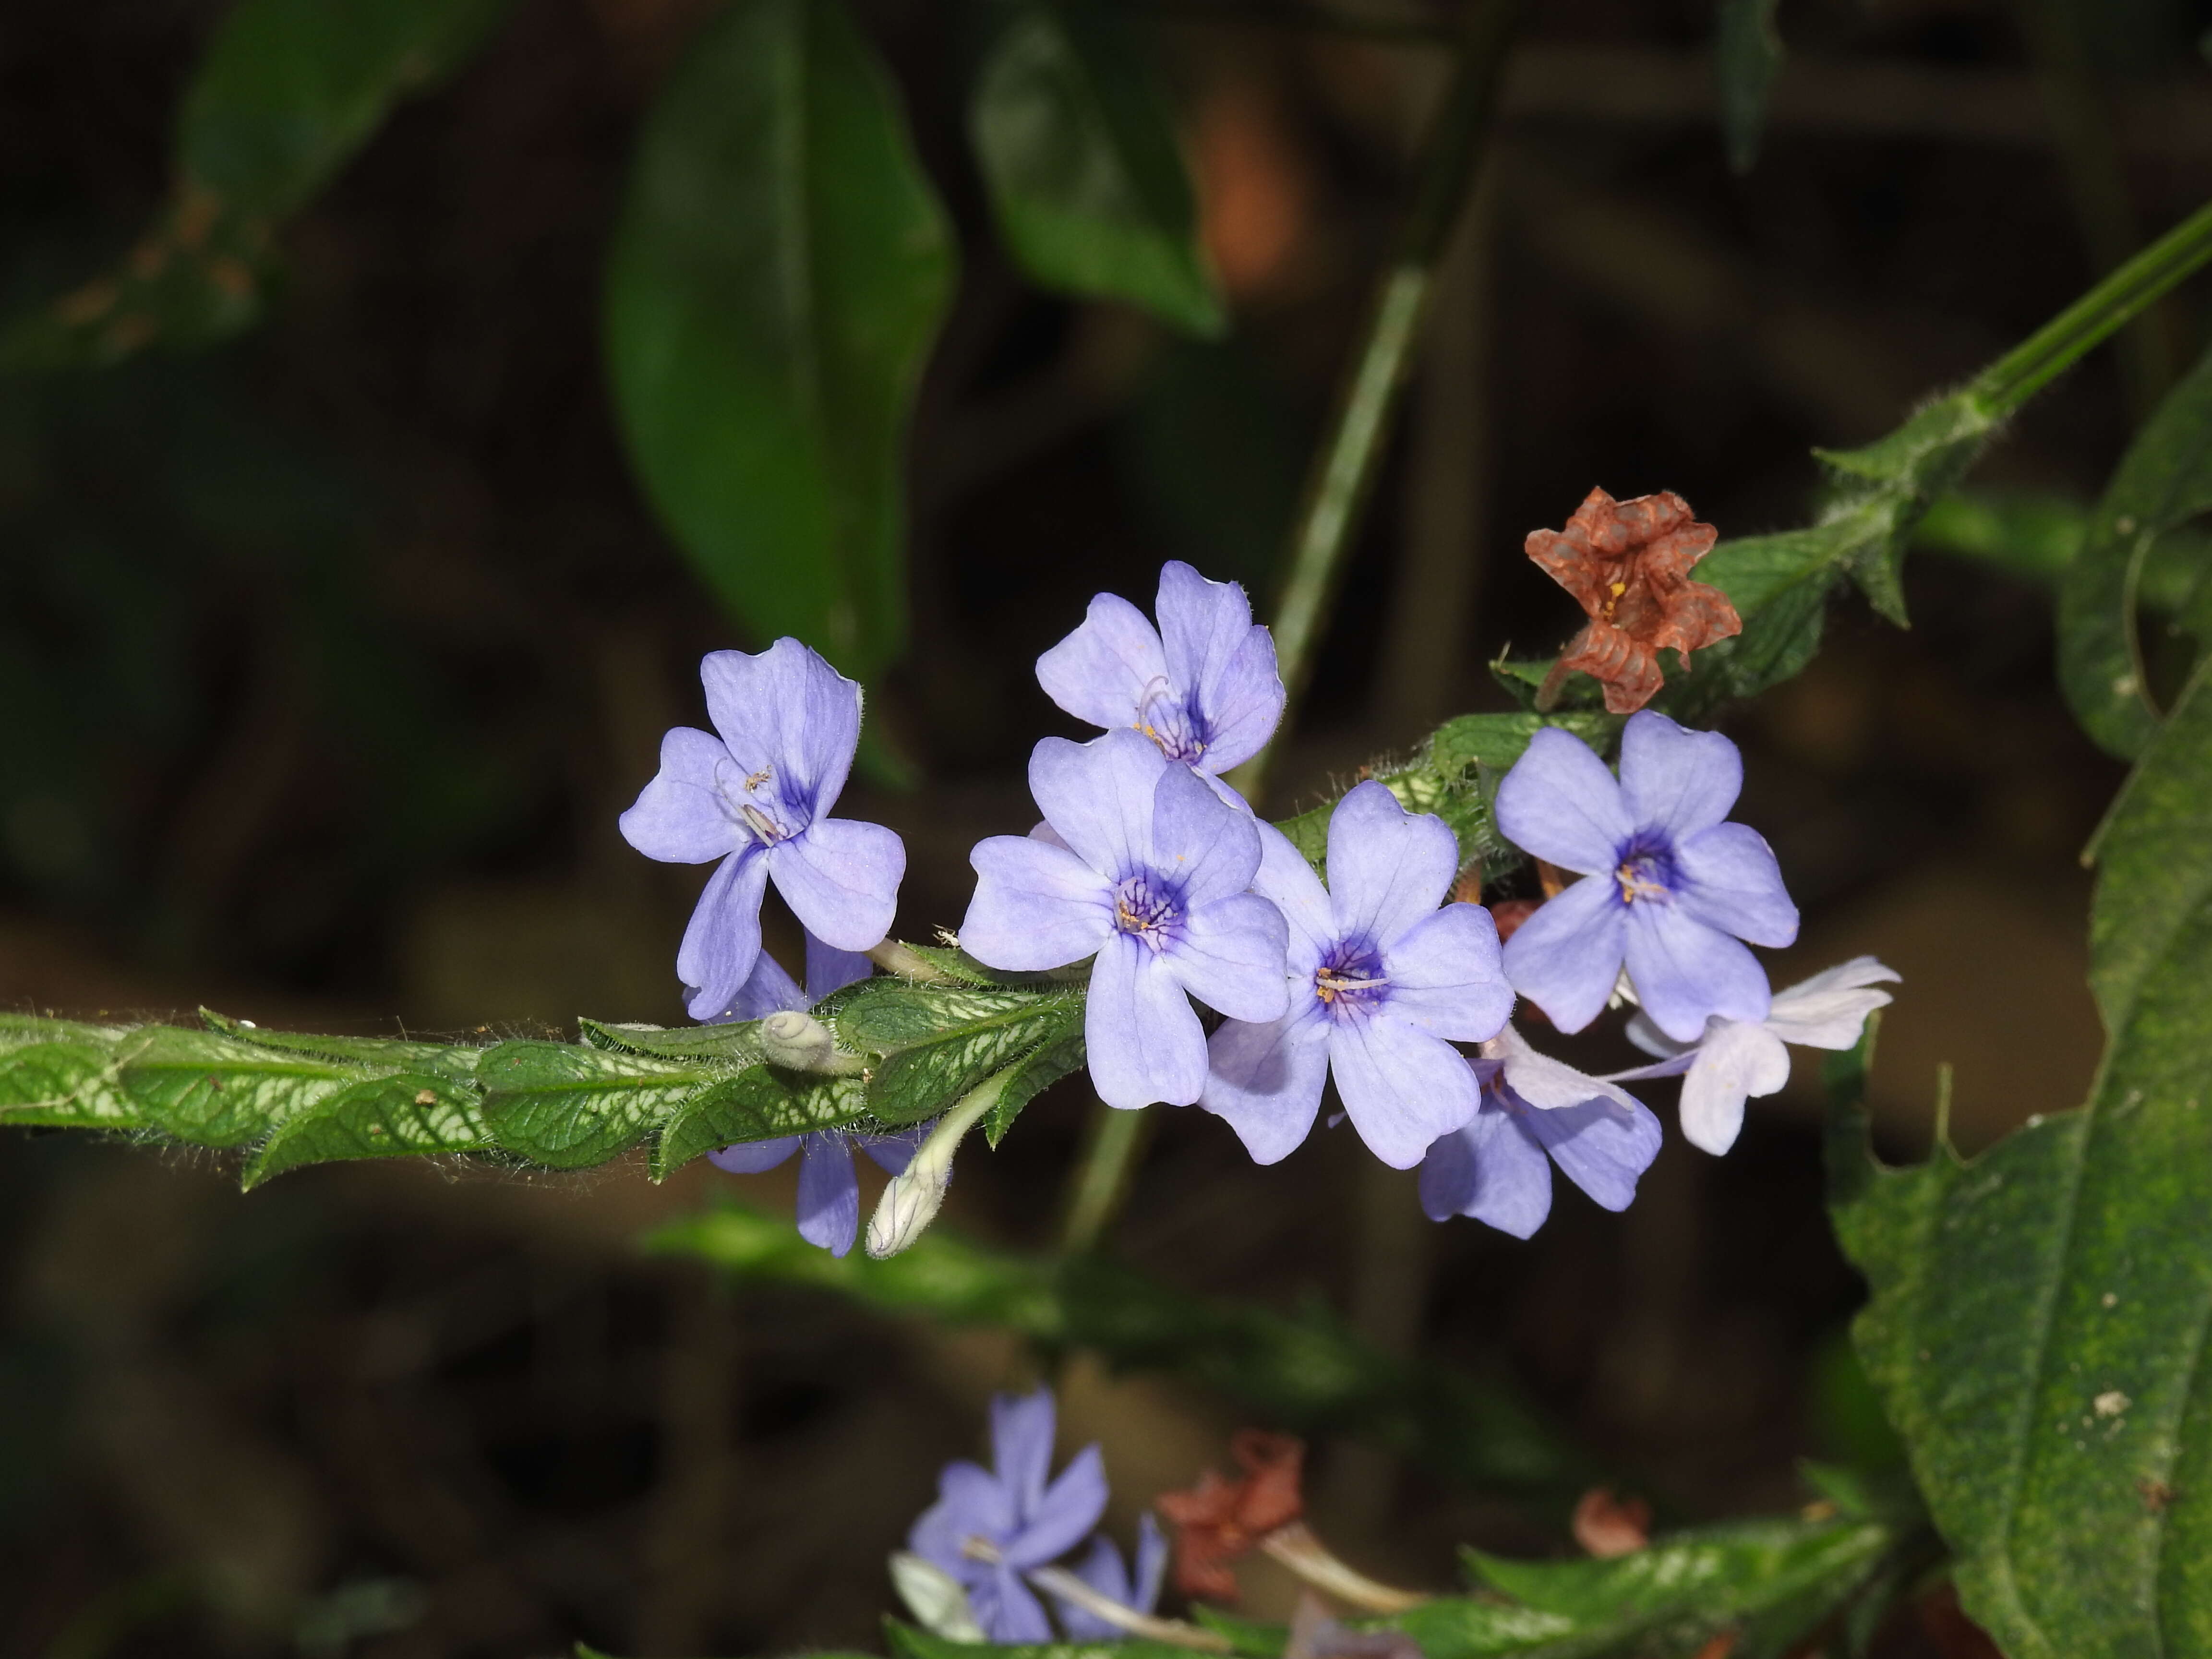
[715,947,806,1022]
[1086,936,1207,1108]
[1329,1015,1481,1169]
[1030,731,1166,875]
[1149,759,1262,908]
[1382,903,1511,1042]
[805,932,875,999]
[910,1460,1016,1571]
[1616,710,1742,840]
[1156,561,1256,707]
[1674,823,1799,948]
[1678,1021,1790,1154]
[1324,781,1459,946]
[1499,874,1627,1034]
[699,638,862,817]
[1191,626,1285,774]
[1515,1091,1662,1211]
[1621,1009,1689,1061]
[1200,1005,1331,1164]
[1036,592,1169,733]
[1622,903,1771,1042]
[1054,1537,1132,1639]
[1422,1102,1553,1237]
[974,1569,1055,1644]
[707,1135,801,1174]
[857,1124,926,1175]
[1494,727,1633,875]
[992,1388,1058,1515]
[1763,956,1897,1047]
[961,835,1112,970]
[677,848,771,1020]
[1170,893,1290,1022]
[1005,1442,1108,1568]
[794,1133,861,1256]
[1252,820,1333,972]
[619,727,746,863]
[1132,1512,1167,1613]
[767,817,904,952]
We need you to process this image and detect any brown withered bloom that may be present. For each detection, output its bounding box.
[1527,487,1739,713]
[1570,1487,1652,1559]
[1155,1430,1306,1601]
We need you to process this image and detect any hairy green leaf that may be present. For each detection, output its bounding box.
[648,1197,1585,1494]
[200,1009,484,1082]
[577,1017,765,1067]
[243,1072,493,1188]
[982,1034,1084,1147]
[1831,673,2212,1655]
[603,0,953,679]
[650,1067,875,1180]
[116,1028,360,1146]
[476,1042,715,1169]
[0,1041,142,1130]
[1715,0,1784,175]
[970,0,1223,336]
[1396,1514,1904,1659]
[2060,342,2212,760]
[0,1014,126,1054]
[858,992,1086,1127]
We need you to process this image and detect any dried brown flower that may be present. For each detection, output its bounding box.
[1527,487,1740,713]
[1155,1431,1306,1602]
[1570,1487,1652,1558]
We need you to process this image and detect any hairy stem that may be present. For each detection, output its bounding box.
[1022,1565,1233,1651]
[1057,1100,1154,1255]
[1229,0,1528,808]
[1260,1521,1432,1613]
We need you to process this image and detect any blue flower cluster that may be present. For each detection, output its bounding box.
[618,561,1894,1251]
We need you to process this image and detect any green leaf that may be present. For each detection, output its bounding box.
[476,1042,717,1169]
[648,1196,1589,1496]
[179,0,516,218]
[1830,670,2212,1656]
[603,0,954,679]
[2059,340,2212,759]
[576,1017,765,1067]
[0,1014,125,1054]
[1399,1514,1902,1659]
[243,1072,494,1188]
[115,1028,357,1147]
[982,1034,1084,1147]
[1715,0,1784,175]
[0,1041,143,1130]
[842,986,1087,1126]
[650,1066,874,1180]
[969,0,1224,336]
[199,1009,483,1082]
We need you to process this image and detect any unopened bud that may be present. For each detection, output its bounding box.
[759,1011,865,1075]
[865,1068,1008,1258]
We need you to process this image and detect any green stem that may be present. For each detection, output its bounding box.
[1976,197,2212,412]
[1057,1101,1153,1255]
[1229,0,1528,808]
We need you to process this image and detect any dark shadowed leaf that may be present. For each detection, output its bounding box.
[603,0,953,679]
[577,1017,766,1067]
[650,1067,873,1180]
[2059,341,2212,759]
[970,0,1223,336]
[982,1034,1084,1146]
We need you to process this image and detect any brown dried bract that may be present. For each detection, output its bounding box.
[1155,1431,1306,1602]
[1527,487,1739,713]
[1570,1487,1651,1559]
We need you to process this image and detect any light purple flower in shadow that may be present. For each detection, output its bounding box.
[1419,1024,1662,1239]
[618,638,906,1020]
[960,729,1289,1110]
[1495,710,1797,1043]
[1199,781,1514,1170]
[704,935,921,1259]
[1047,1515,1168,1640]
[1611,955,1898,1155]
[909,1387,1109,1643]
[1036,561,1285,776]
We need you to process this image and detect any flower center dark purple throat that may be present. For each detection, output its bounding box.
[1133,676,1209,763]
[1313,940,1388,1016]
[1111,872,1183,950]
[1612,830,1678,906]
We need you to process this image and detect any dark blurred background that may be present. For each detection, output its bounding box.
[1,0,2204,1652]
